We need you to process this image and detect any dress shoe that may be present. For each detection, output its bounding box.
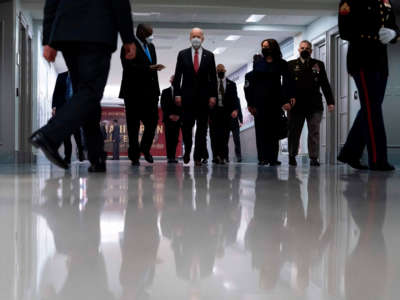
[78,151,85,162]
[143,153,154,163]
[195,160,202,167]
[202,159,208,164]
[237,158,242,163]
[168,159,178,164]
[269,161,281,167]
[88,162,106,173]
[337,154,368,170]
[29,130,68,169]
[183,153,190,164]
[310,159,320,167]
[131,160,140,166]
[289,156,297,166]
[225,158,230,163]
[369,163,395,172]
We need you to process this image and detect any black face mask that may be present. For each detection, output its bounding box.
[262,48,274,58]
[300,50,311,60]
[217,72,225,79]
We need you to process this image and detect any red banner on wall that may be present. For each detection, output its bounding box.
[101,107,182,158]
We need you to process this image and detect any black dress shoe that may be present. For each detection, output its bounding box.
[183,153,190,164]
[237,158,242,163]
[29,131,68,169]
[202,159,208,164]
[369,163,395,171]
[131,160,140,166]
[310,159,320,167]
[88,162,106,173]
[64,158,71,166]
[195,160,202,167]
[269,161,281,167]
[289,156,297,166]
[337,154,368,170]
[143,153,154,163]
[168,159,178,164]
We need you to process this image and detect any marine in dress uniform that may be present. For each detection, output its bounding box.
[337,0,399,171]
[287,41,335,167]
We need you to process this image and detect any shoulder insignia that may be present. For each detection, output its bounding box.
[339,2,351,15]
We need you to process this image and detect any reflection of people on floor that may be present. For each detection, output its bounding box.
[344,173,389,300]
[245,168,287,291]
[36,176,113,300]
[284,168,332,293]
[209,166,241,258]
[120,174,161,300]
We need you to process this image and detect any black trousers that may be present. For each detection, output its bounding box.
[340,71,388,165]
[41,43,111,165]
[164,119,181,159]
[182,109,209,162]
[254,113,279,163]
[210,108,230,160]
[124,99,158,161]
[229,121,242,160]
[63,129,84,161]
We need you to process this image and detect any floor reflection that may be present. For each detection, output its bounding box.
[0,162,398,300]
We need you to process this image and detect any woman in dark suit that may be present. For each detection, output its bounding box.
[249,39,295,166]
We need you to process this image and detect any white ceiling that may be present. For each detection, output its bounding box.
[23,0,338,104]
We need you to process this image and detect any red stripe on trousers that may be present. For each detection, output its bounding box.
[360,71,377,164]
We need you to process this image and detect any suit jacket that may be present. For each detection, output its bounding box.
[216,79,240,114]
[43,0,135,52]
[161,87,182,122]
[339,0,399,76]
[173,47,218,111]
[52,71,69,109]
[244,71,255,107]
[119,37,160,101]
[112,125,120,142]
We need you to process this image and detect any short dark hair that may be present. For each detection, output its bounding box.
[136,23,152,35]
[261,39,282,59]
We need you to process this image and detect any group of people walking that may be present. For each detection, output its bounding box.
[30,0,399,173]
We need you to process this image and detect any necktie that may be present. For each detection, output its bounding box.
[144,44,152,63]
[219,79,225,107]
[194,50,199,73]
[66,74,73,100]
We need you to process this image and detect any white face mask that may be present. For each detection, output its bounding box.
[146,35,154,44]
[191,37,202,49]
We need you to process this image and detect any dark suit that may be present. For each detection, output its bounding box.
[52,71,84,162]
[40,0,134,166]
[173,47,218,161]
[210,79,240,160]
[112,124,120,160]
[229,99,243,161]
[161,87,182,160]
[120,38,160,161]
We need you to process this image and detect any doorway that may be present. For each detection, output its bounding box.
[17,14,33,163]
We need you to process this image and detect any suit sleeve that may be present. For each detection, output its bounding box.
[319,62,335,106]
[42,0,60,45]
[111,0,135,44]
[231,83,240,112]
[160,90,169,116]
[208,54,218,99]
[120,45,152,74]
[238,105,243,123]
[244,73,254,107]
[173,52,184,97]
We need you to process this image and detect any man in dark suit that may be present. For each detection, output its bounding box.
[112,119,120,160]
[120,24,164,166]
[52,71,85,165]
[228,94,243,163]
[173,28,218,166]
[210,64,240,164]
[161,75,182,163]
[30,0,136,172]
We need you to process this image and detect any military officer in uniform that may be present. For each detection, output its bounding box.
[287,40,335,167]
[337,0,399,171]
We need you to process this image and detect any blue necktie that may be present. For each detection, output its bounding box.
[144,44,152,63]
[65,74,73,100]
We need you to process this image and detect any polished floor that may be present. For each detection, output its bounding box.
[1,161,400,300]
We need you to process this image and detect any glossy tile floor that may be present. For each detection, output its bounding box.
[1,161,400,300]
